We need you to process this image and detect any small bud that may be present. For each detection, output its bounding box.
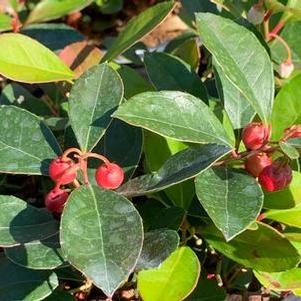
[242,123,271,150]
[283,124,301,141]
[247,5,265,25]
[279,61,294,79]
[258,161,292,192]
[245,153,272,177]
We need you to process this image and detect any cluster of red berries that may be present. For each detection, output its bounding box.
[242,123,297,192]
[44,150,124,213]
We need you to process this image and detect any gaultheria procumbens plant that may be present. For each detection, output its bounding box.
[0,0,301,300]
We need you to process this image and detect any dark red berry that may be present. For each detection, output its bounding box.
[258,161,292,192]
[48,158,77,185]
[45,188,69,213]
[95,163,124,189]
[244,153,272,177]
[242,123,271,150]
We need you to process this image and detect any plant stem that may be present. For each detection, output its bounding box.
[269,33,292,63]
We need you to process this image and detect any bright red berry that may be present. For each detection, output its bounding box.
[95,163,124,189]
[48,158,77,185]
[258,161,292,192]
[45,188,69,213]
[244,153,272,177]
[242,123,271,150]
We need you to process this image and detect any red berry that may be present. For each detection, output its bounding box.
[45,188,69,213]
[244,153,272,177]
[258,161,292,192]
[242,123,271,150]
[48,158,77,185]
[95,163,124,189]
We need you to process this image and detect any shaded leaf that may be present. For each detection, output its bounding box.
[114,91,232,146]
[0,33,74,83]
[0,106,61,175]
[138,247,200,301]
[43,289,75,301]
[279,141,299,159]
[60,186,143,297]
[69,63,124,152]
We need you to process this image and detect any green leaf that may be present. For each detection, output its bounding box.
[0,13,12,32]
[0,33,74,83]
[21,23,84,51]
[285,228,301,255]
[254,268,301,292]
[0,256,58,301]
[96,0,123,14]
[0,195,58,247]
[196,13,274,123]
[26,0,93,24]
[114,91,232,146]
[144,131,194,210]
[144,52,207,100]
[101,1,174,62]
[5,234,65,270]
[264,205,301,228]
[286,137,301,149]
[138,247,200,301]
[60,186,143,297]
[69,63,124,152]
[195,168,263,241]
[0,106,61,175]
[264,171,301,209]
[136,229,179,271]
[202,222,300,272]
[0,83,52,116]
[271,74,301,139]
[117,143,231,197]
[214,62,255,129]
[279,141,299,159]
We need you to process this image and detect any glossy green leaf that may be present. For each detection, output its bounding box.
[0,33,74,83]
[202,222,300,272]
[69,63,124,152]
[265,205,301,228]
[138,247,200,301]
[279,141,299,159]
[26,0,93,24]
[0,256,58,301]
[60,186,143,297]
[214,62,255,129]
[101,1,174,62]
[196,13,274,123]
[144,52,207,100]
[0,195,58,247]
[118,143,231,197]
[0,83,52,116]
[0,13,12,32]
[92,119,142,179]
[271,74,301,139]
[144,131,194,210]
[136,229,179,270]
[254,268,301,292]
[114,91,232,146]
[195,168,263,241]
[21,23,84,51]
[0,106,61,175]
[264,171,301,209]
[5,234,65,270]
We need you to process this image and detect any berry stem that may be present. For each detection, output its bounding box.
[55,163,81,188]
[269,33,292,63]
[61,148,83,160]
[72,179,81,188]
[270,20,284,36]
[81,152,110,165]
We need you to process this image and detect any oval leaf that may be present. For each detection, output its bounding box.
[265,205,301,228]
[0,195,58,247]
[26,0,93,24]
[202,222,300,272]
[136,229,179,271]
[0,106,61,175]
[114,91,232,146]
[69,63,124,152]
[101,1,174,62]
[0,33,74,83]
[196,13,274,123]
[0,256,58,301]
[195,167,263,241]
[138,247,200,301]
[60,186,143,297]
